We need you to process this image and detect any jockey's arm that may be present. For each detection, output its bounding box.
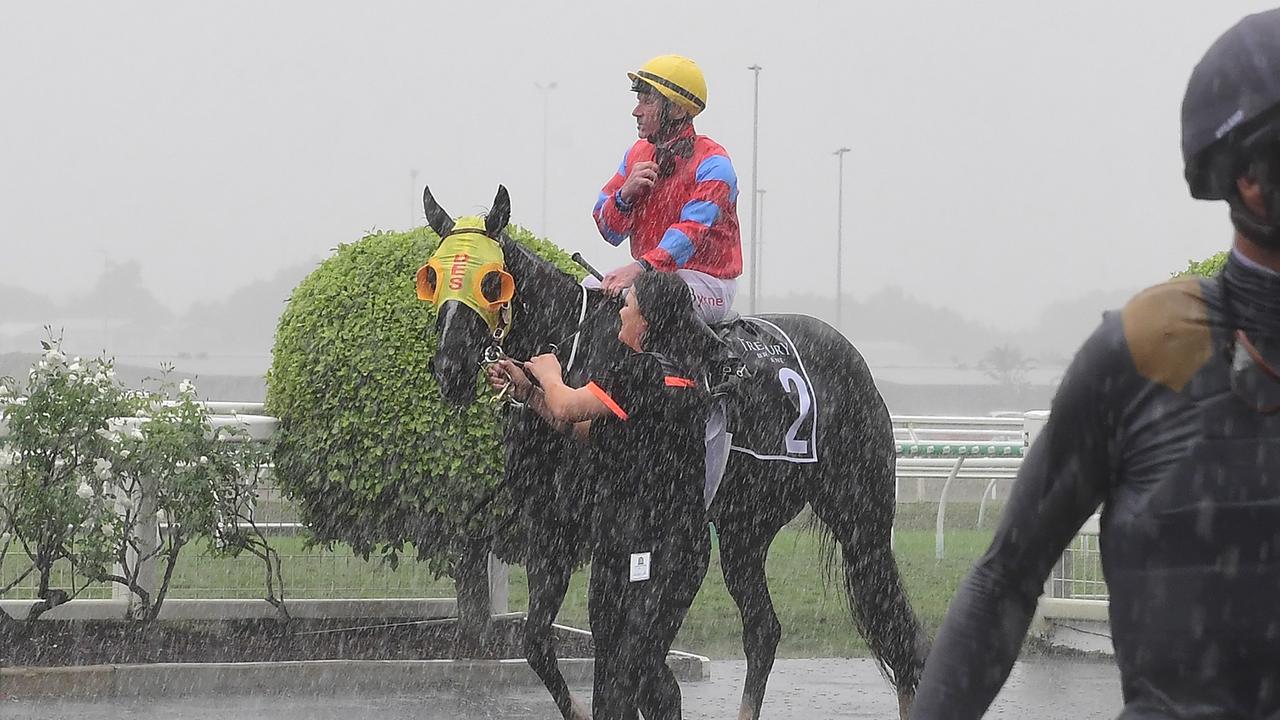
[593,148,636,247]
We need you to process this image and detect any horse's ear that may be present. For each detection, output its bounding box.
[486,185,511,238]
[422,185,455,237]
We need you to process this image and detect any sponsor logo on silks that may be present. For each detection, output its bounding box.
[415,217,515,332]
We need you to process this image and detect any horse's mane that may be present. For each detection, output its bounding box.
[499,232,584,287]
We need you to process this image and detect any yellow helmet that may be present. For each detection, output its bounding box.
[627,54,707,117]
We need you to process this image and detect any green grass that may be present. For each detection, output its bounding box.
[1,535,456,601]
[3,504,1004,658]
[506,525,993,658]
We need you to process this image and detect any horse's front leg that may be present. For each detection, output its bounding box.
[524,528,590,720]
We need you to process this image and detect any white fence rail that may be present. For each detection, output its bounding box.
[7,402,1109,635]
[1037,513,1110,650]
[892,412,1045,559]
[0,402,488,620]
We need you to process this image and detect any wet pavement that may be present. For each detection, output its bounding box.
[4,656,1122,719]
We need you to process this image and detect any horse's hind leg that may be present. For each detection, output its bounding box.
[809,441,928,720]
[525,549,590,720]
[718,521,785,720]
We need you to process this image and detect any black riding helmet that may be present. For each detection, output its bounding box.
[1183,9,1280,246]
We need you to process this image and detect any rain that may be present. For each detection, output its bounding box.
[4,2,1280,719]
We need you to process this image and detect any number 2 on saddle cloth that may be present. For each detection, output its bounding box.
[716,318,819,464]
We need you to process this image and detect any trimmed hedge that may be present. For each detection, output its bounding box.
[266,223,583,573]
[1176,251,1227,278]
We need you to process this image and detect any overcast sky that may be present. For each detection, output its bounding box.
[3,1,1275,328]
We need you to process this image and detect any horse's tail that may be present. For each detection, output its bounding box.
[805,509,841,586]
[809,389,930,702]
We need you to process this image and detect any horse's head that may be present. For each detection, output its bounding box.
[417,185,516,406]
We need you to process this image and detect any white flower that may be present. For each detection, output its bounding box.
[76,481,94,500]
[199,456,209,465]
[93,458,113,480]
[119,448,130,459]
[179,379,195,395]
[68,361,82,373]
[45,349,64,364]
[128,427,145,441]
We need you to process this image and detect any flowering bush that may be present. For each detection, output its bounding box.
[0,339,277,621]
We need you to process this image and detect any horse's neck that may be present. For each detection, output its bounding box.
[503,253,586,360]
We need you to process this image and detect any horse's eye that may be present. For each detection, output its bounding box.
[425,266,438,290]
[480,271,504,303]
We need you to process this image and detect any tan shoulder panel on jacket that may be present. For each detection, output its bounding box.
[1121,277,1213,393]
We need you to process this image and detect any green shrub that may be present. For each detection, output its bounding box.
[266,223,583,575]
[1175,251,1227,278]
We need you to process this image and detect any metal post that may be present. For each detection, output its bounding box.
[487,552,510,616]
[535,81,558,237]
[833,147,851,333]
[756,188,766,305]
[409,169,418,229]
[748,64,762,314]
[935,456,965,560]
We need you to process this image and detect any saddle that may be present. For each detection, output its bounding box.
[703,316,819,465]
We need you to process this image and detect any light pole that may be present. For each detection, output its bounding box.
[747,64,762,314]
[535,81,558,237]
[409,168,419,228]
[833,147,851,333]
[755,188,766,302]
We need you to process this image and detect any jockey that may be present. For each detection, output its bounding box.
[592,54,744,325]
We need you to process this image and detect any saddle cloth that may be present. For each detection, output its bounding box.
[704,316,820,507]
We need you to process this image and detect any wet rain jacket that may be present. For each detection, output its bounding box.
[585,350,710,720]
[913,251,1280,719]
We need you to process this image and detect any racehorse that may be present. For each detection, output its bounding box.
[421,185,927,720]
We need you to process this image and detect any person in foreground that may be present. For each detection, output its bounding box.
[912,9,1280,719]
[487,271,710,720]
